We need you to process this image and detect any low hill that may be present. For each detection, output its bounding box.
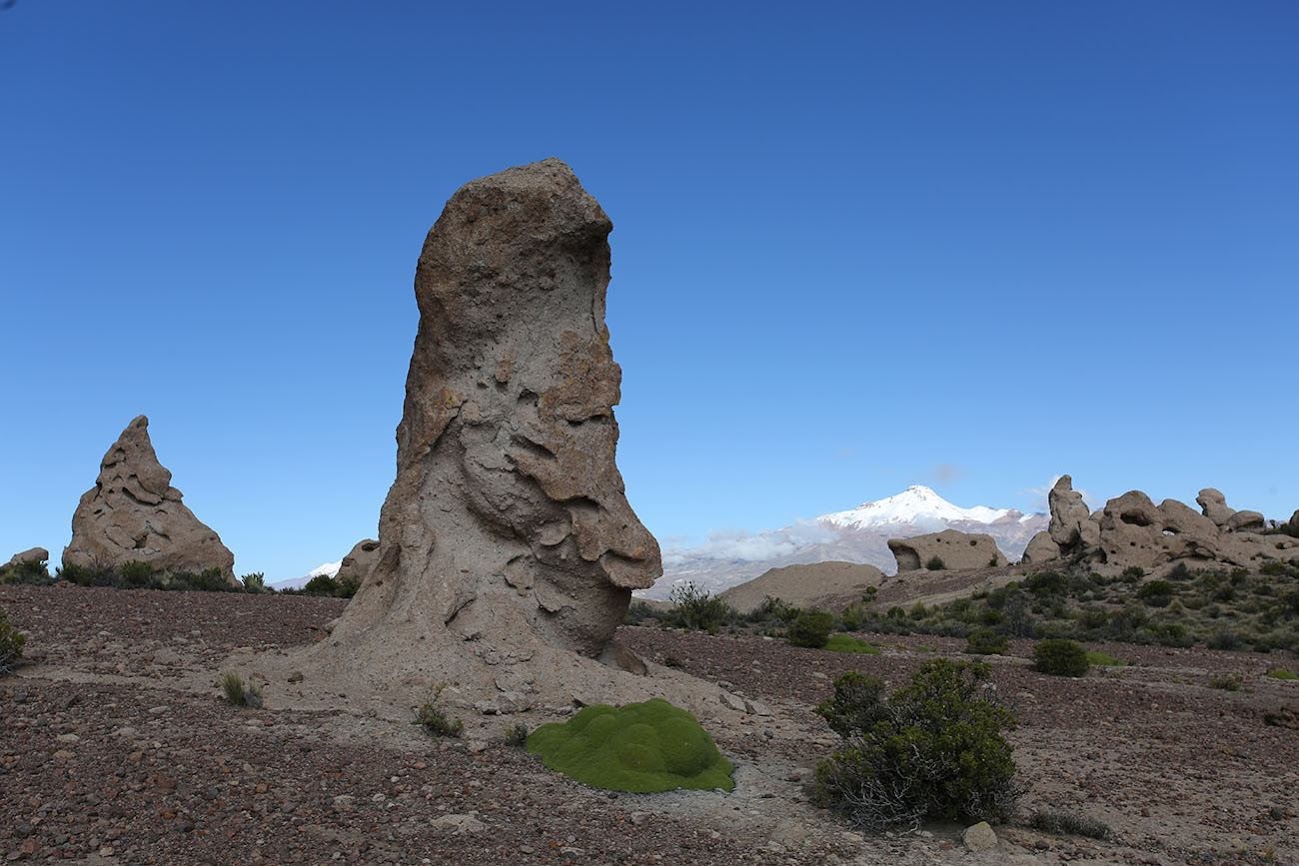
[718,561,884,614]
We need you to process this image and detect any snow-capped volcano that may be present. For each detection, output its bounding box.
[820,485,1016,529]
[641,486,1046,600]
[269,560,341,591]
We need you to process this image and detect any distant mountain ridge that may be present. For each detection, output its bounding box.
[641,485,1045,600]
[270,560,340,591]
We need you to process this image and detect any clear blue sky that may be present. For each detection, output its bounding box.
[2,2,1297,579]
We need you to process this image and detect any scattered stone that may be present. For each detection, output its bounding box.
[430,814,485,834]
[62,416,236,581]
[963,821,998,852]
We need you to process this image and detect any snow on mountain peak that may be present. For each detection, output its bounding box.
[818,485,1016,529]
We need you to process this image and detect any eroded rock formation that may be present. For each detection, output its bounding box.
[254,160,718,720]
[6,547,49,568]
[887,529,1008,572]
[1020,475,1299,573]
[333,538,379,589]
[63,416,235,580]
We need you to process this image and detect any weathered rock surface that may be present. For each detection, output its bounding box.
[1020,531,1060,565]
[1048,475,1100,553]
[258,160,724,720]
[887,530,1007,572]
[63,416,235,580]
[6,547,49,568]
[1197,488,1236,528]
[333,538,379,589]
[1226,510,1266,533]
[717,561,883,614]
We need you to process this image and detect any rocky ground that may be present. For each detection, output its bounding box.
[2,585,1296,865]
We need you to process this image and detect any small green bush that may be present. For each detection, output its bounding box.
[812,660,1018,830]
[1207,630,1243,651]
[787,609,835,648]
[1027,810,1112,840]
[526,698,734,793]
[220,672,263,708]
[1209,673,1243,691]
[504,722,530,747]
[624,601,656,625]
[667,582,735,633]
[241,572,267,593]
[965,629,1009,655]
[925,556,946,571]
[0,557,52,586]
[1032,639,1089,677]
[415,685,464,737]
[0,610,26,674]
[1266,668,1298,681]
[302,573,340,596]
[1136,580,1173,607]
[1085,651,1126,667]
[824,634,880,654]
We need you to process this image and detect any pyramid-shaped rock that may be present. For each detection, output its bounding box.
[63,416,235,580]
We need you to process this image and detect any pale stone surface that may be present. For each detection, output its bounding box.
[887,529,1008,572]
[1197,488,1236,527]
[962,821,998,852]
[62,416,235,581]
[718,561,884,614]
[5,547,49,568]
[333,538,379,589]
[1020,531,1060,565]
[1048,475,1099,553]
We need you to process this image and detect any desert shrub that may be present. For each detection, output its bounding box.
[1120,566,1146,583]
[334,572,363,598]
[885,606,907,621]
[925,556,946,571]
[787,609,834,648]
[415,685,464,737]
[1074,606,1109,631]
[241,572,267,593]
[1260,560,1291,577]
[812,660,1018,831]
[1136,580,1174,607]
[667,582,735,633]
[1024,571,1067,596]
[748,595,801,625]
[825,634,880,654]
[838,603,866,632]
[1027,810,1112,840]
[118,560,157,588]
[504,722,530,747]
[220,672,263,708]
[1085,650,1125,667]
[302,574,339,596]
[1208,630,1243,651]
[0,610,26,674]
[1209,673,1243,691]
[1032,639,1089,677]
[1148,622,1193,647]
[527,698,734,793]
[965,629,1009,655]
[170,568,233,592]
[1166,562,1194,582]
[908,602,928,621]
[0,557,52,586]
[58,561,114,587]
[624,601,655,625]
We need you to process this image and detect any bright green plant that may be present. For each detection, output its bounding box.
[1032,639,1089,677]
[241,572,267,593]
[1085,651,1126,667]
[812,660,1018,830]
[1266,668,1298,681]
[787,608,835,648]
[824,634,880,654]
[527,698,734,793]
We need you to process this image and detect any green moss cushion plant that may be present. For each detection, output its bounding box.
[824,634,880,654]
[526,698,735,793]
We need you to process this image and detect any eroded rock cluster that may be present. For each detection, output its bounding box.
[1022,475,1299,573]
[62,416,236,581]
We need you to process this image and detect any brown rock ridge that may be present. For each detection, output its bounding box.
[253,160,729,721]
[6,547,49,568]
[717,561,884,614]
[887,529,1008,572]
[1020,476,1299,573]
[63,416,235,581]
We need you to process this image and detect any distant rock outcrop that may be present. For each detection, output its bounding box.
[1020,474,1299,573]
[63,416,235,581]
[887,530,1008,572]
[718,561,883,614]
[6,547,49,568]
[333,538,379,589]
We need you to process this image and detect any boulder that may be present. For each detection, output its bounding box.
[718,561,883,614]
[1020,531,1060,565]
[1226,510,1266,533]
[1047,475,1099,553]
[6,547,49,568]
[887,529,1008,572]
[1196,488,1236,528]
[62,416,235,581]
[963,821,998,852]
[333,538,379,589]
[1291,510,1299,533]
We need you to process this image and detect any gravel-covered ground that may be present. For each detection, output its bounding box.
[2,584,1296,865]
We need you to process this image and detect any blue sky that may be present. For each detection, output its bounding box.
[2,2,1297,579]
